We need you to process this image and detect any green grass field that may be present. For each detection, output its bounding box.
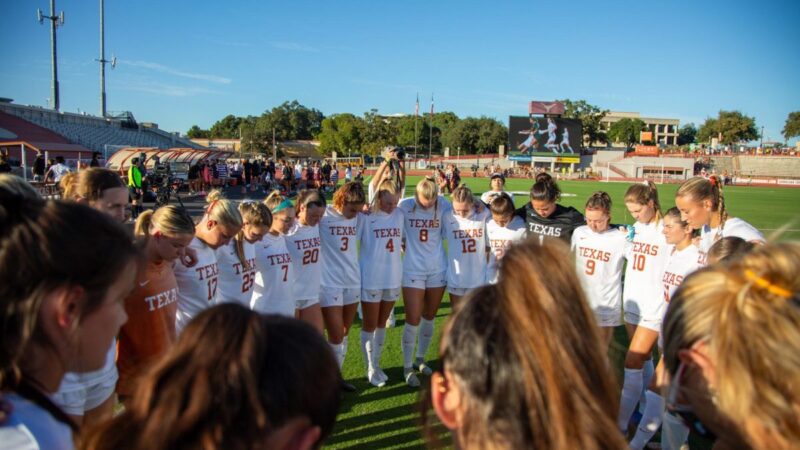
[325,176,800,449]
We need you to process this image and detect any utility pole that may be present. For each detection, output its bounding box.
[37,0,64,111]
[759,125,764,151]
[272,127,277,161]
[97,0,116,117]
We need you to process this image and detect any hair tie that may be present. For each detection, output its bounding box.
[642,180,650,186]
[272,198,294,213]
[744,269,792,298]
[206,199,219,214]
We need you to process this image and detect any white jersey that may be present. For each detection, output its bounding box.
[698,217,764,265]
[251,233,295,317]
[480,190,514,206]
[319,206,360,288]
[622,220,670,320]
[662,244,703,304]
[285,222,323,301]
[486,216,526,284]
[359,209,404,290]
[443,208,491,289]
[398,196,450,276]
[571,225,629,320]
[174,237,218,333]
[215,239,257,306]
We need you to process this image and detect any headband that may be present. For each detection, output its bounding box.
[272,198,294,213]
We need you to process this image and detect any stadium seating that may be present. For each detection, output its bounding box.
[0,103,204,154]
[737,156,800,178]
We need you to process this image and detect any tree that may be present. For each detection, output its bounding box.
[258,100,325,142]
[186,125,209,139]
[361,109,398,156]
[697,111,758,145]
[208,114,244,138]
[783,111,800,140]
[317,113,363,157]
[558,99,608,148]
[677,123,697,146]
[608,118,646,151]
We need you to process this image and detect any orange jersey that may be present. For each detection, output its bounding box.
[117,260,179,396]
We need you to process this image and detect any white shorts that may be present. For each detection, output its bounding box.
[402,271,446,289]
[319,287,361,308]
[361,288,401,303]
[447,286,471,297]
[50,372,117,415]
[594,311,623,328]
[623,311,662,332]
[296,297,319,310]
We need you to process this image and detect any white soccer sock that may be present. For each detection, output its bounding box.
[402,324,419,369]
[373,328,386,369]
[617,368,644,432]
[360,330,374,372]
[329,342,344,369]
[639,359,655,413]
[342,335,349,360]
[660,412,690,450]
[416,318,435,360]
[629,391,665,450]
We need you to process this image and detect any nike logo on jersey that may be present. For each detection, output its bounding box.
[139,280,150,287]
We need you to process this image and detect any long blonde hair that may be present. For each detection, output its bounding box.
[676,176,728,236]
[370,179,400,213]
[134,205,195,241]
[234,202,272,269]
[423,240,625,450]
[203,190,242,229]
[413,177,439,215]
[59,168,125,201]
[624,180,662,224]
[663,241,800,450]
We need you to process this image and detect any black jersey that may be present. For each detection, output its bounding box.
[515,203,585,243]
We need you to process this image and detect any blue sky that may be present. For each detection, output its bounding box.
[1,0,798,143]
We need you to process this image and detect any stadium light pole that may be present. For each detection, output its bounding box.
[97,0,116,117]
[37,0,64,111]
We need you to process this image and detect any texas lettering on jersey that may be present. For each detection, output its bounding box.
[328,225,357,236]
[293,237,321,250]
[577,246,611,262]
[452,228,484,239]
[632,242,660,256]
[266,253,292,265]
[528,223,562,237]
[408,218,440,229]
[232,258,256,275]
[144,287,178,312]
[194,263,219,281]
[373,228,401,238]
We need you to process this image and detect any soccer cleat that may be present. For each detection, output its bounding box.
[386,309,396,328]
[367,369,386,388]
[415,359,433,376]
[375,368,388,383]
[339,380,357,393]
[404,369,420,388]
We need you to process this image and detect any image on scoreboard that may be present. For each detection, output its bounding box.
[508,116,583,156]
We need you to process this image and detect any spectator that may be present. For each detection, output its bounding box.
[0,155,11,173]
[45,156,71,187]
[32,153,46,181]
[243,159,252,188]
[90,152,101,168]
[127,158,143,219]
[345,164,352,182]
[215,159,229,187]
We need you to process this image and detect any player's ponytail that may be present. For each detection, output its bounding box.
[676,176,728,234]
[624,180,662,224]
[134,205,195,240]
[203,190,242,230]
[530,172,561,203]
[235,202,272,271]
[584,191,612,214]
[451,184,475,205]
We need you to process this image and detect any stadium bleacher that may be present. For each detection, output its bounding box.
[0,102,205,155]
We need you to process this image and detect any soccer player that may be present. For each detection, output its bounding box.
[570,191,628,347]
[443,185,491,307]
[675,175,764,264]
[285,190,326,333]
[629,207,703,450]
[515,172,585,243]
[319,182,365,390]
[117,206,194,404]
[398,178,451,387]
[251,191,296,318]
[486,193,526,284]
[174,190,242,334]
[215,202,272,306]
[359,179,404,387]
[479,172,514,205]
[616,181,670,435]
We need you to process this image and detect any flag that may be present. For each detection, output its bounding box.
[415,93,419,117]
[430,93,434,117]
